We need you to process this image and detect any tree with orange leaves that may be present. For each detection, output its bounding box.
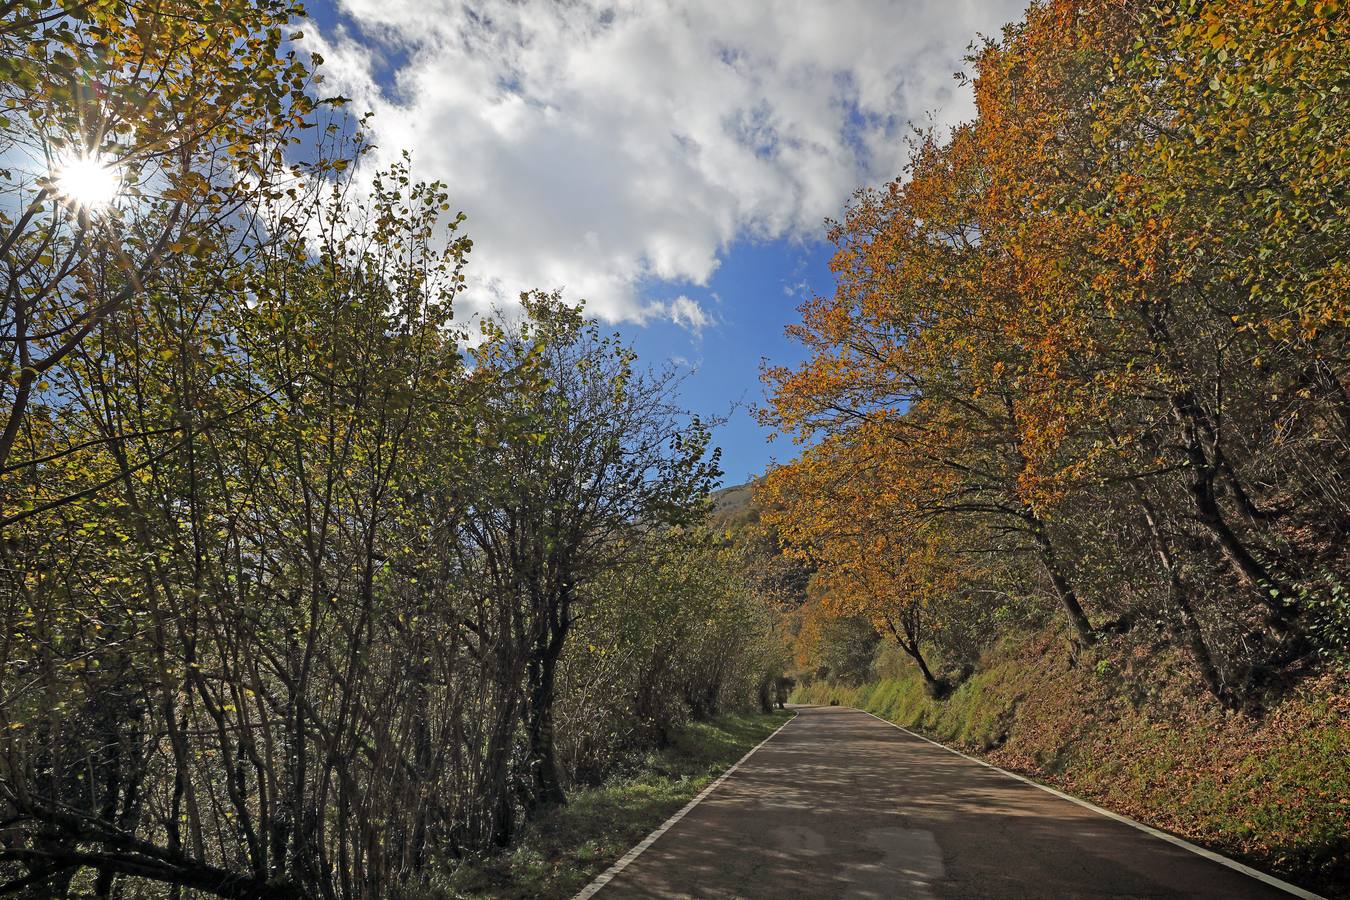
[759,424,995,689]
[766,0,1349,705]
[974,0,1349,694]
[762,121,1099,646]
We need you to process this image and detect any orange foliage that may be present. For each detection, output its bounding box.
[763,0,1349,686]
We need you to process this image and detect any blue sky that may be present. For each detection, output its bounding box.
[619,238,833,485]
[302,0,1027,485]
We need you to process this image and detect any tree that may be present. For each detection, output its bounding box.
[461,295,720,809]
[1,0,317,507]
[762,125,1099,645]
[760,428,989,690]
[0,150,479,896]
[766,0,1349,705]
[973,0,1349,694]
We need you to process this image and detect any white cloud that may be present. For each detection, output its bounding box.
[668,296,710,333]
[310,0,1027,327]
[644,294,712,334]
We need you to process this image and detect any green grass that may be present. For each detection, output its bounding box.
[436,710,792,899]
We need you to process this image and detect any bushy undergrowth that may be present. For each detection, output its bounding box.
[794,634,1350,896]
[423,711,792,899]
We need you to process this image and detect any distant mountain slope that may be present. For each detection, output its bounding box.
[708,481,758,527]
[707,481,812,611]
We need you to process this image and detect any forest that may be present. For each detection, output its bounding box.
[0,2,785,896]
[2,0,1348,896]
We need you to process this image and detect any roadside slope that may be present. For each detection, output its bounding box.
[794,632,1349,897]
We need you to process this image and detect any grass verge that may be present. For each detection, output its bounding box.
[439,710,792,899]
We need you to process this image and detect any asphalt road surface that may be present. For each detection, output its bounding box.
[593,705,1308,899]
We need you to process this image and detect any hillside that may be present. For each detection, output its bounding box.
[708,481,757,527]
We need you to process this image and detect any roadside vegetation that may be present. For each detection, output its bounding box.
[794,637,1348,895]
[0,2,786,896]
[438,710,791,900]
[759,0,1349,894]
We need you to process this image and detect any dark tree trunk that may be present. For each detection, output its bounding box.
[525,583,571,811]
[685,670,723,721]
[1133,307,1298,632]
[483,701,520,849]
[910,647,938,685]
[883,616,938,686]
[1169,392,1298,632]
[1130,481,1233,706]
[1000,391,1095,644]
[1027,520,1096,645]
[526,648,566,809]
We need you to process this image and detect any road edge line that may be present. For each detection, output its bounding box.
[852,707,1325,900]
[571,711,798,900]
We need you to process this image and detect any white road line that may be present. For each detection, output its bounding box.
[571,712,798,900]
[853,707,1325,900]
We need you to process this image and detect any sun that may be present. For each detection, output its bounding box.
[52,153,123,211]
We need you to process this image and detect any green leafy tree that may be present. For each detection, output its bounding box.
[463,295,721,811]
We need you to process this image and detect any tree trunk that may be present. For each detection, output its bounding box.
[912,649,937,685]
[1027,520,1095,645]
[1169,392,1297,632]
[1129,481,1233,706]
[483,700,519,849]
[525,582,571,811]
[883,617,938,686]
[526,649,567,809]
[1000,391,1095,644]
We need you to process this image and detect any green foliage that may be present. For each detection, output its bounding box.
[1304,575,1350,664]
[0,26,773,891]
[813,615,880,686]
[561,528,789,774]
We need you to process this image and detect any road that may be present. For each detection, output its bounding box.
[590,705,1310,899]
